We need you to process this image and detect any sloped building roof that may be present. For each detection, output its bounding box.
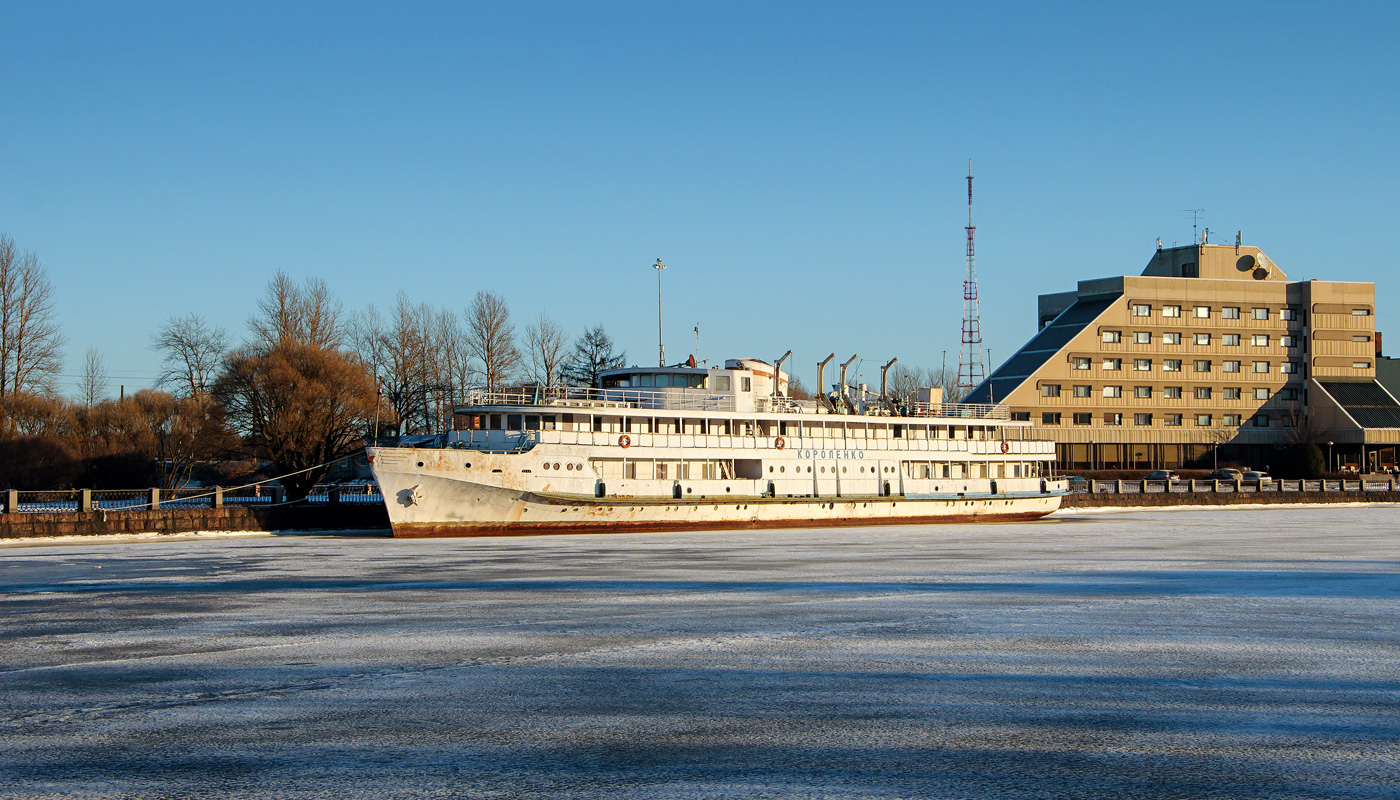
[1318,381,1400,428]
[963,295,1119,405]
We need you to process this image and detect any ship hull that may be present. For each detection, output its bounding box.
[371,459,1063,538]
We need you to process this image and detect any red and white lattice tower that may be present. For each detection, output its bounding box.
[957,161,985,395]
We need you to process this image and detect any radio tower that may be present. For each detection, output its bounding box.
[957,161,985,396]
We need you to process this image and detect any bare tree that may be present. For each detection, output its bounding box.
[249,271,343,350]
[214,342,378,498]
[0,235,66,402]
[79,348,109,407]
[524,313,568,389]
[1279,398,1322,445]
[151,313,230,397]
[349,293,443,435]
[464,291,520,389]
[562,325,626,387]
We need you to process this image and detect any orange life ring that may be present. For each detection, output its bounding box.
[619,434,631,448]
[1000,441,1010,454]
[774,436,785,450]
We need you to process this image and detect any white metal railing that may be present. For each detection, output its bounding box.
[460,386,1010,420]
[464,387,737,412]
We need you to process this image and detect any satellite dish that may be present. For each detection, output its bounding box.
[1253,267,1269,280]
[1236,254,1256,271]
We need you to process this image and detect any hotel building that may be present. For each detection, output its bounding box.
[965,241,1398,471]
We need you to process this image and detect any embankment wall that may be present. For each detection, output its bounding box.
[0,505,390,539]
[1062,491,1400,509]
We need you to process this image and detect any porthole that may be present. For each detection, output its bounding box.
[842,467,847,474]
[464,462,472,469]
[780,466,785,473]
[417,461,424,468]
[807,467,812,473]
[542,463,551,470]
[769,466,774,473]
[553,462,560,470]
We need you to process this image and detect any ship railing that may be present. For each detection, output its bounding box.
[461,386,737,412]
[907,402,1011,420]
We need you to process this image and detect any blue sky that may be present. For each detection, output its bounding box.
[3,1,1396,396]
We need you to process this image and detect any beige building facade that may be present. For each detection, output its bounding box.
[966,242,1397,470]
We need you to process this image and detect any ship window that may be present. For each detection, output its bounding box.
[637,374,654,387]
[714,375,731,392]
[525,415,540,430]
[893,424,903,438]
[741,377,752,392]
[507,414,523,430]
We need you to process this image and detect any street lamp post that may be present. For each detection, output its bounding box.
[652,258,666,366]
[1326,440,1334,474]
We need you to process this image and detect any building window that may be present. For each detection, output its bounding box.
[1010,412,1030,421]
[1280,308,1299,321]
[1253,414,1270,427]
[1134,359,1152,371]
[1252,307,1270,320]
[1164,359,1182,372]
[1103,358,1122,371]
[1193,360,1212,373]
[1194,333,1211,345]
[1041,384,1061,397]
[1134,413,1153,425]
[1352,308,1371,316]
[1222,334,1240,346]
[1134,386,1152,398]
[1073,357,1091,370]
[1195,414,1212,426]
[1223,360,1240,373]
[1222,307,1240,319]
[1223,414,1241,426]
[1252,334,1270,346]
[1195,387,1212,399]
[1182,263,1198,278]
[1279,388,1299,401]
[1164,414,1183,426]
[1104,413,1123,426]
[1223,387,1241,400]
[1163,332,1182,345]
[1280,335,1297,348]
[1134,331,1152,344]
[1131,304,1151,317]
[1041,412,1061,425]
[1280,361,1299,374]
[1193,306,1211,318]
[1254,387,1270,400]
[1073,413,1092,425]
[1103,385,1122,398]
[1164,386,1183,399]
[1163,305,1181,318]
[1354,361,1372,369]
[1253,361,1270,373]
[1353,335,1372,343]
[1102,330,1122,343]
[1073,384,1092,398]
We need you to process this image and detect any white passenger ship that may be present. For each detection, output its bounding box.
[368,357,1066,536]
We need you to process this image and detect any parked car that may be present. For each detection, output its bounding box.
[1242,471,1273,485]
[1064,476,1089,493]
[1145,470,1180,482]
[1204,468,1242,481]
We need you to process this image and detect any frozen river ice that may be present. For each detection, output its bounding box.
[1,505,1398,798]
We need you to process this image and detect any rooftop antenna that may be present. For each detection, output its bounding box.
[958,161,985,396]
[652,258,666,366]
[694,323,700,364]
[1184,209,1205,245]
